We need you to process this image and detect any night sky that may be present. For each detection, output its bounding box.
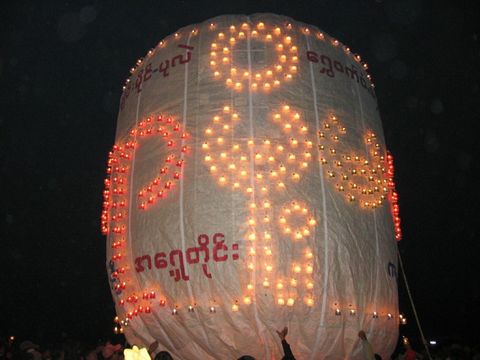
[2,0,479,349]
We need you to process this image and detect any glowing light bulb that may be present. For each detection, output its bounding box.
[306,265,313,274]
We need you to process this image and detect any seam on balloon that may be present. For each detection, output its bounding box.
[355,80,381,334]
[180,32,194,305]
[306,34,330,358]
[126,91,153,338]
[247,19,269,357]
[192,26,214,350]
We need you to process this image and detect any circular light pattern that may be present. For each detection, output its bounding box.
[278,201,316,240]
[210,22,298,91]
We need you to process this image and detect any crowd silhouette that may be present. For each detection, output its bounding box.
[1,330,478,360]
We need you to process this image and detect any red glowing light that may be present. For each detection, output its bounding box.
[386,151,402,241]
[101,112,189,316]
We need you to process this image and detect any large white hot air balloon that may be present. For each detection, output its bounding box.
[101,13,402,359]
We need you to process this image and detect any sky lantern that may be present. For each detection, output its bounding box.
[101,14,402,359]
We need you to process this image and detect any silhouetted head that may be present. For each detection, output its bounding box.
[155,351,173,360]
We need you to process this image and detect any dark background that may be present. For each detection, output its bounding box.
[1,0,479,350]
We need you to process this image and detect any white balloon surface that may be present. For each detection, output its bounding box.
[101,13,402,360]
